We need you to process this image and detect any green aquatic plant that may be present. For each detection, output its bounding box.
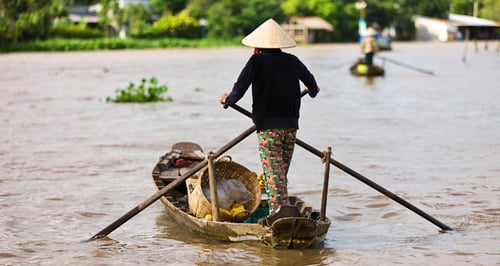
[106,77,173,103]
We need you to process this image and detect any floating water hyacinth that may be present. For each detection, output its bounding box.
[106,76,173,103]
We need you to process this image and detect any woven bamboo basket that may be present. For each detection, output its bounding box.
[186,160,261,222]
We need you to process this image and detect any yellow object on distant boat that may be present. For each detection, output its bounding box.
[350,58,385,76]
[357,64,368,74]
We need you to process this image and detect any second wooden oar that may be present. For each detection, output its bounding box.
[226,102,453,231]
[87,125,257,242]
[377,55,435,75]
[295,139,452,231]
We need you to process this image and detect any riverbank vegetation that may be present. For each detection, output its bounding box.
[1,36,241,52]
[1,0,498,53]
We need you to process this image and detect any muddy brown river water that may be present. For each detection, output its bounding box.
[1,42,499,265]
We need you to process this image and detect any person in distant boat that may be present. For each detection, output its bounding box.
[219,18,320,224]
[360,27,378,67]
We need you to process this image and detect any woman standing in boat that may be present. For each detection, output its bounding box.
[219,18,320,223]
[360,27,378,67]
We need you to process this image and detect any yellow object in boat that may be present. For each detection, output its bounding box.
[357,64,368,74]
[219,203,246,216]
[219,208,232,216]
[257,173,265,188]
[231,203,245,213]
[204,214,212,221]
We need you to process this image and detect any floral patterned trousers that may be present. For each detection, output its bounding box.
[257,128,297,215]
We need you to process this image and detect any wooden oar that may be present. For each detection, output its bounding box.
[376,55,435,75]
[225,102,453,231]
[332,59,356,70]
[87,125,257,242]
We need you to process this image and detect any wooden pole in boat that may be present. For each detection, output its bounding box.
[207,152,220,221]
[320,147,331,221]
[332,59,357,70]
[225,102,453,231]
[376,55,435,75]
[87,125,257,242]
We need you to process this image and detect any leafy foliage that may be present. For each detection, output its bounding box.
[121,4,152,37]
[0,0,67,43]
[106,77,173,103]
[142,11,200,38]
[51,20,103,38]
[238,0,287,35]
[401,0,451,18]
[150,0,188,14]
[205,0,244,39]
[0,37,240,52]
[98,0,121,37]
[204,0,288,38]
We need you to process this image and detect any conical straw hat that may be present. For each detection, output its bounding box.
[365,27,377,36]
[242,19,297,49]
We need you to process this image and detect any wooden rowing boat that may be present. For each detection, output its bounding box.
[152,142,331,249]
[350,58,385,76]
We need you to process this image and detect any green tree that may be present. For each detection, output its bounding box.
[206,0,236,38]
[98,0,121,36]
[150,0,188,14]
[238,0,287,35]
[0,0,67,43]
[205,0,289,39]
[401,0,451,18]
[478,0,500,21]
[121,4,152,37]
[144,10,199,38]
[450,0,475,15]
[184,0,216,20]
[331,2,362,42]
[281,0,337,18]
[451,0,500,21]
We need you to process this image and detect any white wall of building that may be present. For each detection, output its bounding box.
[414,16,452,42]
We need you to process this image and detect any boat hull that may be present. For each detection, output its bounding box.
[152,142,331,249]
[350,58,385,76]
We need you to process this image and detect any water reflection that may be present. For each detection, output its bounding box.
[154,210,337,265]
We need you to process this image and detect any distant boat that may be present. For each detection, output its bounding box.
[350,58,385,76]
[376,36,392,51]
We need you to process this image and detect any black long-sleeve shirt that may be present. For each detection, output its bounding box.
[226,49,319,131]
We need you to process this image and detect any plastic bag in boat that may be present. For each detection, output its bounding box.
[203,179,255,209]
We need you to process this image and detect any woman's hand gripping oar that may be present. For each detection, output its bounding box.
[86,125,257,242]
[222,92,453,232]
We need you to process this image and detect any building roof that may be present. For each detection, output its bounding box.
[448,13,500,27]
[289,17,334,31]
[118,0,150,8]
[67,5,99,24]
